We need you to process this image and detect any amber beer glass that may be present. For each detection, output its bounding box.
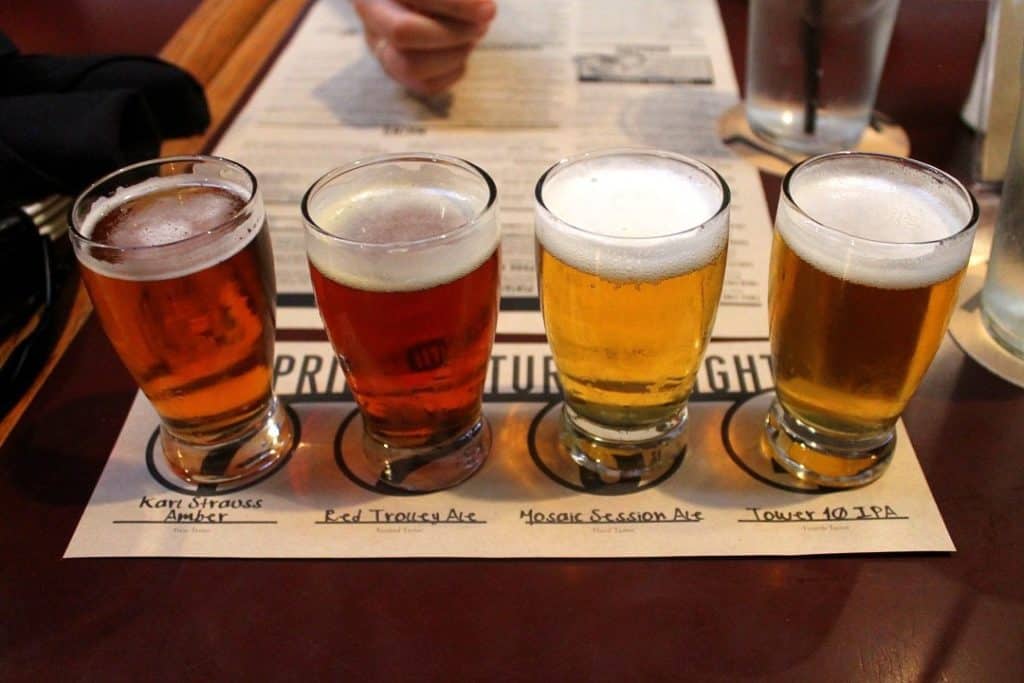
[303,153,499,492]
[535,149,730,482]
[70,156,294,484]
[766,152,978,487]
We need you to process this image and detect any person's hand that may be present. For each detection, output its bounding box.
[353,0,497,96]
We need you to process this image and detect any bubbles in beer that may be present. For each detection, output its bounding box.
[90,185,245,249]
[77,176,261,281]
[306,184,499,293]
[535,153,728,281]
[779,156,975,290]
[317,187,474,244]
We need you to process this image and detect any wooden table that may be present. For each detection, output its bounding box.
[4,1,1022,680]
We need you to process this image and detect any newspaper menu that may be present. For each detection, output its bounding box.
[214,0,769,336]
[65,340,954,558]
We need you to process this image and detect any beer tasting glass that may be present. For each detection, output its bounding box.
[535,149,730,481]
[766,152,978,487]
[303,153,500,492]
[70,156,295,484]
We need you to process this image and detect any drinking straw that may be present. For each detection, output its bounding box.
[802,0,824,135]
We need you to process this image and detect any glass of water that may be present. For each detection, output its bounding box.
[745,0,900,154]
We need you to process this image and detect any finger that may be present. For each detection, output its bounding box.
[418,64,468,94]
[394,63,467,97]
[381,44,474,84]
[397,0,496,24]
[375,43,472,94]
[363,27,393,62]
[355,0,487,49]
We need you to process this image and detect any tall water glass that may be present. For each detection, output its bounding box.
[981,82,1024,357]
[746,0,899,153]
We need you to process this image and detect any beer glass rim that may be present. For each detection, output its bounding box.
[69,155,259,252]
[781,151,980,246]
[301,152,498,249]
[534,147,731,241]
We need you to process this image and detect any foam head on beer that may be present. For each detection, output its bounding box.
[77,175,261,280]
[305,171,498,292]
[778,154,976,289]
[535,152,729,281]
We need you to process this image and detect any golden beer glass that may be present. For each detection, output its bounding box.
[303,153,500,492]
[70,156,295,484]
[535,149,730,482]
[766,152,978,487]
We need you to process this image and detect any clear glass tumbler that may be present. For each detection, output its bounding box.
[70,156,295,484]
[535,148,730,483]
[981,72,1024,358]
[766,152,978,487]
[303,153,500,492]
[745,0,900,153]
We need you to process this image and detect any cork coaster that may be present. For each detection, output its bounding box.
[718,103,911,176]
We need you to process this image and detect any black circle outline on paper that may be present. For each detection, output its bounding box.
[332,407,435,497]
[720,389,835,495]
[145,402,300,496]
[526,400,686,495]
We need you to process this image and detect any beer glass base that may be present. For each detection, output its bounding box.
[763,398,895,488]
[560,404,687,483]
[161,397,296,485]
[363,417,491,493]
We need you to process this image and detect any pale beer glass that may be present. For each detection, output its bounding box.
[303,153,500,492]
[535,149,730,481]
[766,152,978,487]
[70,156,295,484]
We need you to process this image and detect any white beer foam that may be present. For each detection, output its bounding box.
[305,185,499,293]
[778,159,975,290]
[535,155,728,281]
[76,175,261,281]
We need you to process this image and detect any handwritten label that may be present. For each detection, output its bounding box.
[318,508,484,525]
[519,508,703,526]
[738,505,907,523]
[111,496,272,525]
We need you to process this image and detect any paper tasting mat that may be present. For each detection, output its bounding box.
[66,340,954,558]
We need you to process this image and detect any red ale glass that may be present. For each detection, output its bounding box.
[303,154,499,492]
